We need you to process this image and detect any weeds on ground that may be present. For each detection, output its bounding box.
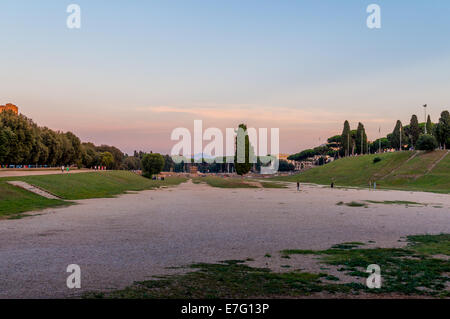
[85,234,450,299]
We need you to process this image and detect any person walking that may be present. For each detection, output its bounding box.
[296,181,300,191]
[61,165,64,173]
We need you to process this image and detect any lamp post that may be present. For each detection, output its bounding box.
[423,104,427,134]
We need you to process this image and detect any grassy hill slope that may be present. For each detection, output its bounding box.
[0,171,187,218]
[9,171,187,200]
[0,181,69,218]
[273,150,450,193]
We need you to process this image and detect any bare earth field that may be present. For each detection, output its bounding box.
[0,181,449,298]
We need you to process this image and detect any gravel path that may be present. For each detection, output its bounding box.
[0,181,449,298]
[7,181,60,199]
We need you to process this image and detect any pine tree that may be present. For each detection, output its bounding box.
[341,120,351,157]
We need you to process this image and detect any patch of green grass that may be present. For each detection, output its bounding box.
[84,260,348,299]
[192,176,257,188]
[323,275,340,281]
[86,234,450,299]
[331,242,365,250]
[259,181,287,188]
[283,234,450,296]
[271,151,450,194]
[407,234,450,256]
[364,200,426,206]
[7,213,33,220]
[0,171,186,217]
[2,171,187,200]
[280,249,318,255]
[345,201,367,207]
[272,151,413,186]
[0,181,70,218]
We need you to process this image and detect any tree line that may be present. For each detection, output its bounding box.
[1,113,291,175]
[289,110,450,162]
[0,110,125,169]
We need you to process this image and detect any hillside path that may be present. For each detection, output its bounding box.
[7,181,60,199]
[424,150,449,175]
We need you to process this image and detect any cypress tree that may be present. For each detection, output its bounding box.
[390,120,407,150]
[234,124,253,175]
[355,122,368,155]
[426,115,433,136]
[409,115,420,147]
[341,120,351,157]
[435,111,450,149]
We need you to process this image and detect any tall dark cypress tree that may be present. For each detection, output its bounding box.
[355,122,368,155]
[435,111,450,149]
[409,115,420,147]
[341,120,351,157]
[390,120,407,150]
[426,115,433,136]
[234,123,253,175]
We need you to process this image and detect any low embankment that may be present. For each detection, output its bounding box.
[0,171,187,218]
[273,150,450,193]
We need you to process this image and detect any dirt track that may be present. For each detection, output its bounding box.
[0,181,448,298]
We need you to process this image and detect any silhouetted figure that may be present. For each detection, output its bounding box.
[296,182,300,191]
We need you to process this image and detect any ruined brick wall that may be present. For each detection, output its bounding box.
[0,103,18,114]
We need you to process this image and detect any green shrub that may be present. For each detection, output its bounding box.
[141,153,165,178]
[373,157,382,163]
[416,134,438,151]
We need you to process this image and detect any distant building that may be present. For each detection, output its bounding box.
[279,153,297,165]
[0,103,18,114]
[189,165,198,174]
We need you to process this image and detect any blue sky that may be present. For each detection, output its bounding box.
[1,1,449,154]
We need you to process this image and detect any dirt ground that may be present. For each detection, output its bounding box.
[0,181,448,298]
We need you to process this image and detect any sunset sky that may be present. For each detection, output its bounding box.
[1,1,450,155]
